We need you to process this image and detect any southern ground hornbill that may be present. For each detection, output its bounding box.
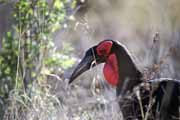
[69,40,180,120]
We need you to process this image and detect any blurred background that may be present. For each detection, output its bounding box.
[0,0,180,119]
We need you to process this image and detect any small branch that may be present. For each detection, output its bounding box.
[136,88,145,120]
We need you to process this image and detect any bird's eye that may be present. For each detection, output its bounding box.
[99,50,108,56]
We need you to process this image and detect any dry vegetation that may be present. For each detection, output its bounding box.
[0,0,180,120]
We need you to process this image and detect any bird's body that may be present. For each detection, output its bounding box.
[119,80,180,120]
[69,40,180,120]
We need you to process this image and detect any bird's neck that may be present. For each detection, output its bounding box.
[113,43,142,96]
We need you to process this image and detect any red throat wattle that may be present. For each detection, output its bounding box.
[96,41,119,86]
[103,54,119,86]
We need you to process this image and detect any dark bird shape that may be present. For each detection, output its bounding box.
[69,40,180,120]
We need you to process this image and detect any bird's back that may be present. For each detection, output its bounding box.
[119,79,180,120]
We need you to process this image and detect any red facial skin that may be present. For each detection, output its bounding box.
[96,41,119,86]
[96,41,112,56]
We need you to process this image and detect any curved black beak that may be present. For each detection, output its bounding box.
[69,55,94,84]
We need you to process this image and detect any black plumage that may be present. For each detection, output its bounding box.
[69,40,180,120]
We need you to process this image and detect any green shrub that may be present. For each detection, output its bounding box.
[0,0,76,119]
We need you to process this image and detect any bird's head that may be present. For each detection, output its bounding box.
[69,40,142,92]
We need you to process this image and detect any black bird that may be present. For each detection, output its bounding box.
[69,40,180,120]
